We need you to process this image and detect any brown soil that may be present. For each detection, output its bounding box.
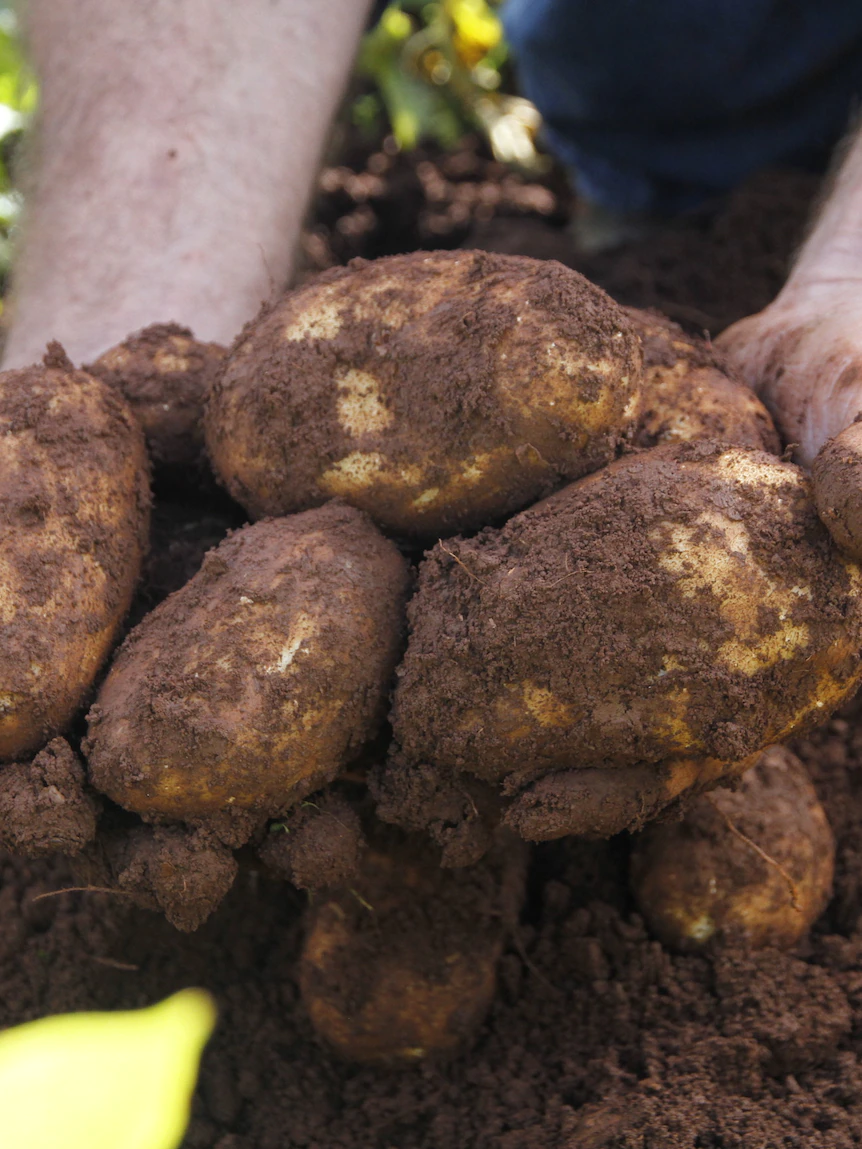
[1,146,857,1148]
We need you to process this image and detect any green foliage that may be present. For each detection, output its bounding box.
[356,0,547,172]
[0,4,36,280]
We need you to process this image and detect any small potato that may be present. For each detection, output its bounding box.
[87,323,226,472]
[381,441,862,846]
[85,503,410,820]
[812,422,862,562]
[630,746,835,950]
[205,250,642,536]
[625,308,779,453]
[0,346,150,761]
[299,830,526,1064]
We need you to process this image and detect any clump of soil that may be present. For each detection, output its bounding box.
[0,738,97,857]
[258,795,365,893]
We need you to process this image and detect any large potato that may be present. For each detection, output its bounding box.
[380,441,862,846]
[85,503,410,820]
[205,250,642,536]
[0,347,150,760]
[625,308,779,453]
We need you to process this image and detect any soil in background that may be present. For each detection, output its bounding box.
[0,144,853,1149]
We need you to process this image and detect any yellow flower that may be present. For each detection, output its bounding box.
[446,0,503,67]
[0,989,216,1149]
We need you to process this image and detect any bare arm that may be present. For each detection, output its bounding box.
[2,0,372,367]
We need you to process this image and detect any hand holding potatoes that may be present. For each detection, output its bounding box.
[206,250,642,536]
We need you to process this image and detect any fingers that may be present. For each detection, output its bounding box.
[716,301,862,466]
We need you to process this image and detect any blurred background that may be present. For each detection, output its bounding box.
[0,0,554,297]
[0,0,816,336]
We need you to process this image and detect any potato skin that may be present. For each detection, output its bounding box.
[630,746,835,950]
[812,422,862,563]
[625,308,779,453]
[85,503,410,819]
[206,250,642,536]
[87,322,226,472]
[0,350,150,761]
[300,830,526,1064]
[382,441,862,843]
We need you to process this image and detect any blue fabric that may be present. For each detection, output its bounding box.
[502,0,862,214]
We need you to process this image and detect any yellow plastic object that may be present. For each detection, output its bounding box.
[0,988,216,1149]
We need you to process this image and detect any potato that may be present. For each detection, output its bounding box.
[0,346,150,761]
[205,250,642,536]
[86,323,226,472]
[85,503,410,821]
[812,422,862,562]
[299,829,526,1063]
[630,746,834,950]
[379,441,862,847]
[625,308,780,453]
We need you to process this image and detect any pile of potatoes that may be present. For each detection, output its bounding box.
[0,250,857,1062]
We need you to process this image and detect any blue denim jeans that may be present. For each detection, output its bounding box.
[502,0,862,214]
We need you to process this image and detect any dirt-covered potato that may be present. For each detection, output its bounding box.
[630,746,835,950]
[205,250,642,536]
[812,422,862,563]
[379,441,862,848]
[0,346,150,761]
[85,503,410,822]
[625,308,779,452]
[299,829,526,1064]
[86,323,226,472]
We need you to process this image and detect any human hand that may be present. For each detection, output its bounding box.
[716,286,862,467]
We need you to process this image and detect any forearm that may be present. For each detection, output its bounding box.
[3,0,372,367]
[783,120,862,299]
